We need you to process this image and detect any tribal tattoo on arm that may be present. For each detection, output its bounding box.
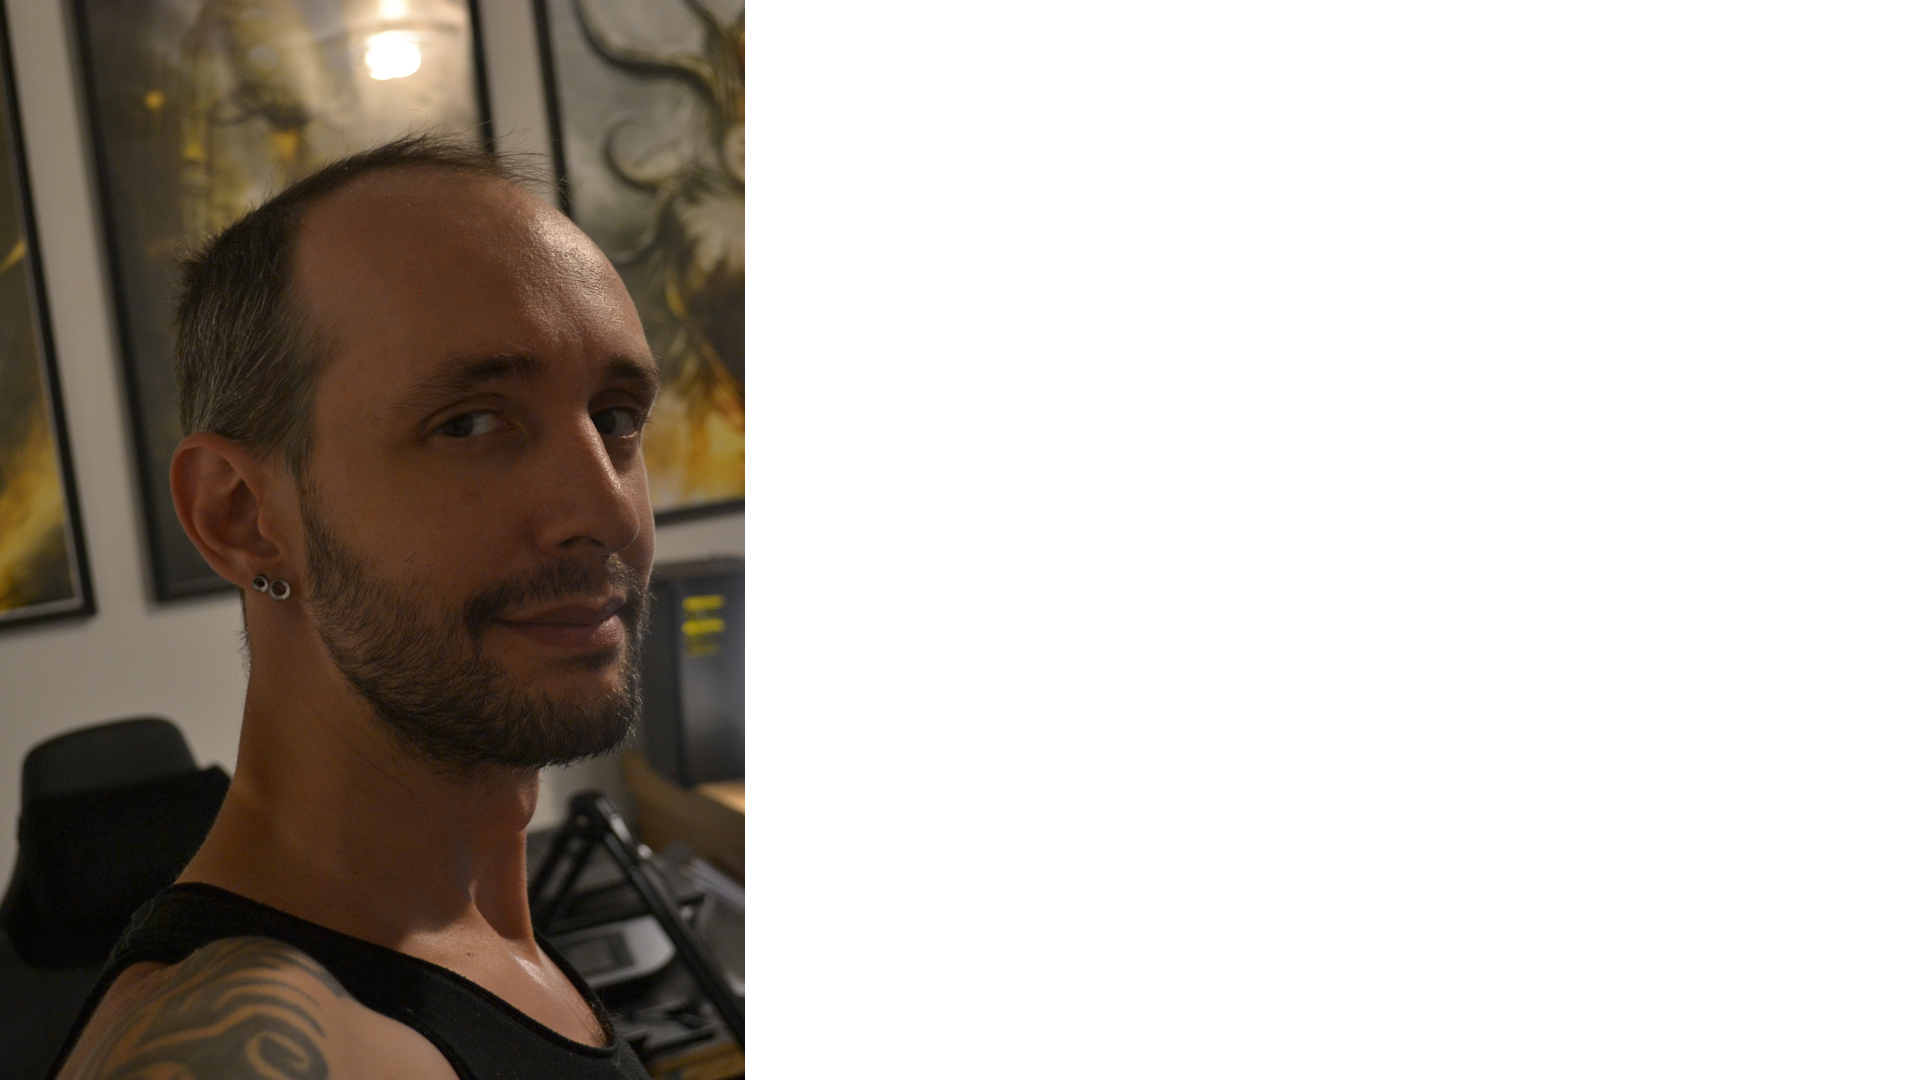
[63,936,346,1080]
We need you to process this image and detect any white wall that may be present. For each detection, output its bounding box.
[0,0,742,870]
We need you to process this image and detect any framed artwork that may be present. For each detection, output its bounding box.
[70,0,491,600]
[534,0,744,521]
[0,3,94,630]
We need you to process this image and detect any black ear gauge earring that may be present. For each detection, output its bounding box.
[252,575,292,601]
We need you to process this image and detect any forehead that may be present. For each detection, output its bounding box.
[292,168,649,407]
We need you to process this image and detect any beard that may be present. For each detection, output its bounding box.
[300,497,649,775]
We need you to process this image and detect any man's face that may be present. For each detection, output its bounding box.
[289,168,658,773]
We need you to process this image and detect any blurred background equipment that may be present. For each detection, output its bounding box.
[628,556,744,887]
[0,717,228,1079]
[640,556,744,788]
[529,790,744,1077]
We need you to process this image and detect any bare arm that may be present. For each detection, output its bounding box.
[57,936,456,1080]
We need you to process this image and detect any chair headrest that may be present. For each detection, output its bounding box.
[22,718,197,803]
[1,766,229,968]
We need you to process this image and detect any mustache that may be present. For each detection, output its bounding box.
[461,557,651,641]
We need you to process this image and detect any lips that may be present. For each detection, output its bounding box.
[496,597,628,651]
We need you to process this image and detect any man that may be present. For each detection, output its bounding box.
[51,136,658,1078]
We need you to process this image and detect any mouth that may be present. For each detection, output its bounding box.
[494,596,629,652]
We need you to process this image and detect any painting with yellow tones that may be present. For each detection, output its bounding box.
[0,5,93,630]
[72,0,486,599]
[535,0,744,520]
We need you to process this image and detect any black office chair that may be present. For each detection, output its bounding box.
[0,717,229,1078]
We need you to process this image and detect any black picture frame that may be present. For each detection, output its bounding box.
[69,0,495,601]
[0,0,94,632]
[532,0,744,525]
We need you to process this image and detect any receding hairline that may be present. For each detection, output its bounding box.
[274,162,569,388]
[291,160,560,267]
[303,157,551,217]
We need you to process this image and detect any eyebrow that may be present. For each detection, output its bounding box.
[394,352,661,418]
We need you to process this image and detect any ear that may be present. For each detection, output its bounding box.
[171,433,293,589]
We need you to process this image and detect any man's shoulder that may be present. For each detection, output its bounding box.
[56,935,457,1080]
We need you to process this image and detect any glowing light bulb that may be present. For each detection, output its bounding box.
[366,32,421,80]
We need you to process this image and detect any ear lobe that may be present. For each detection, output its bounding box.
[171,433,286,587]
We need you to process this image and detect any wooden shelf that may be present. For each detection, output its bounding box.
[694,781,744,814]
[621,753,745,883]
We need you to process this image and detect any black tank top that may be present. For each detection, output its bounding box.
[48,883,648,1079]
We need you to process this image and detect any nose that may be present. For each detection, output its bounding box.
[530,412,649,558]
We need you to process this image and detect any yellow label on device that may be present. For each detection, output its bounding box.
[681,595,728,657]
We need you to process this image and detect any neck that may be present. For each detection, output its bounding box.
[180,602,543,949]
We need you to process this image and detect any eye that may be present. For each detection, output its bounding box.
[435,411,504,438]
[592,407,644,438]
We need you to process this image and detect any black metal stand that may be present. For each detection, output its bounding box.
[529,790,746,1048]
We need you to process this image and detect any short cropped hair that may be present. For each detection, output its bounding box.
[174,133,548,475]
